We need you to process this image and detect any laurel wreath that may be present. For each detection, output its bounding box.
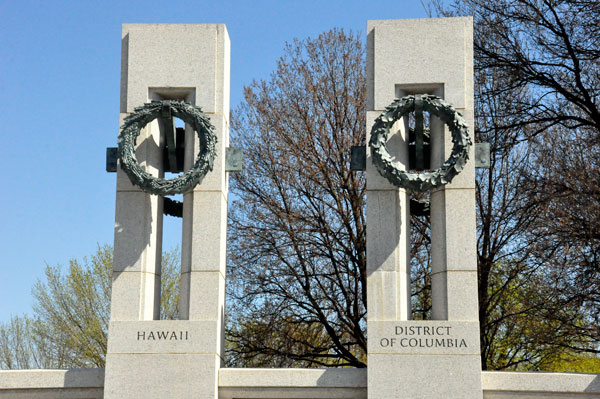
[369,95,471,192]
[118,100,217,196]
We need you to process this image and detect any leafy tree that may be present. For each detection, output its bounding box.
[226,29,367,368]
[0,244,180,369]
[159,248,181,321]
[226,317,346,367]
[0,315,53,369]
[29,244,113,368]
[546,353,600,373]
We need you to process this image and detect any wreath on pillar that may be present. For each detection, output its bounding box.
[369,95,471,192]
[118,100,217,196]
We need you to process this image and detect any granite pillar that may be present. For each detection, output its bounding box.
[366,17,482,399]
[104,24,230,399]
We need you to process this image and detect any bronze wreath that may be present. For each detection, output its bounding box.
[118,100,217,196]
[369,95,471,192]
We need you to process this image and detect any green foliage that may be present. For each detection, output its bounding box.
[485,263,562,369]
[0,315,49,369]
[226,317,360,368]
[546,354,600,374]
[31,244,113,368]
[160,248,180,321]
[0,244,180,369]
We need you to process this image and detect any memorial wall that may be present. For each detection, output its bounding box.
[0,20,598,399]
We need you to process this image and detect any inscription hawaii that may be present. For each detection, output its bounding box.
[137,330,189,341]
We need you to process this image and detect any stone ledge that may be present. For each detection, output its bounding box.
[219,368,367,399]
[482,371,600,393]
[219,387,366,399]
[219,368,367,388]
[1,368,599,398]
[0,369,104,389]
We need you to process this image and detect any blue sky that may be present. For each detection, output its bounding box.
[0,0,434,322]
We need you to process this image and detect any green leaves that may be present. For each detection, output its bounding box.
[0,245,181,369]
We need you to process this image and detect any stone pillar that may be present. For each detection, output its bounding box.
[365,90,411,322]
[104,24,230,399]
[366,18,482,399]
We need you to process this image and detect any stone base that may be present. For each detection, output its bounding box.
[104,353,220,399]
[368,354,482,399]
[103,320,222,399]
[367,320,482,399]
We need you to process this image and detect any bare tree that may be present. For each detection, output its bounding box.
[226,29,367,368]
[432,0,600,369]
[524,127,600,355]
[435,0,599,139]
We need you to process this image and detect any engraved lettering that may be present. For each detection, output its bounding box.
[136,330,190,341]
[381,324,468,349]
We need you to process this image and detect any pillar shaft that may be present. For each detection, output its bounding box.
[105,24,230,399]
[366,110,412,321]
[366,17,482,399]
